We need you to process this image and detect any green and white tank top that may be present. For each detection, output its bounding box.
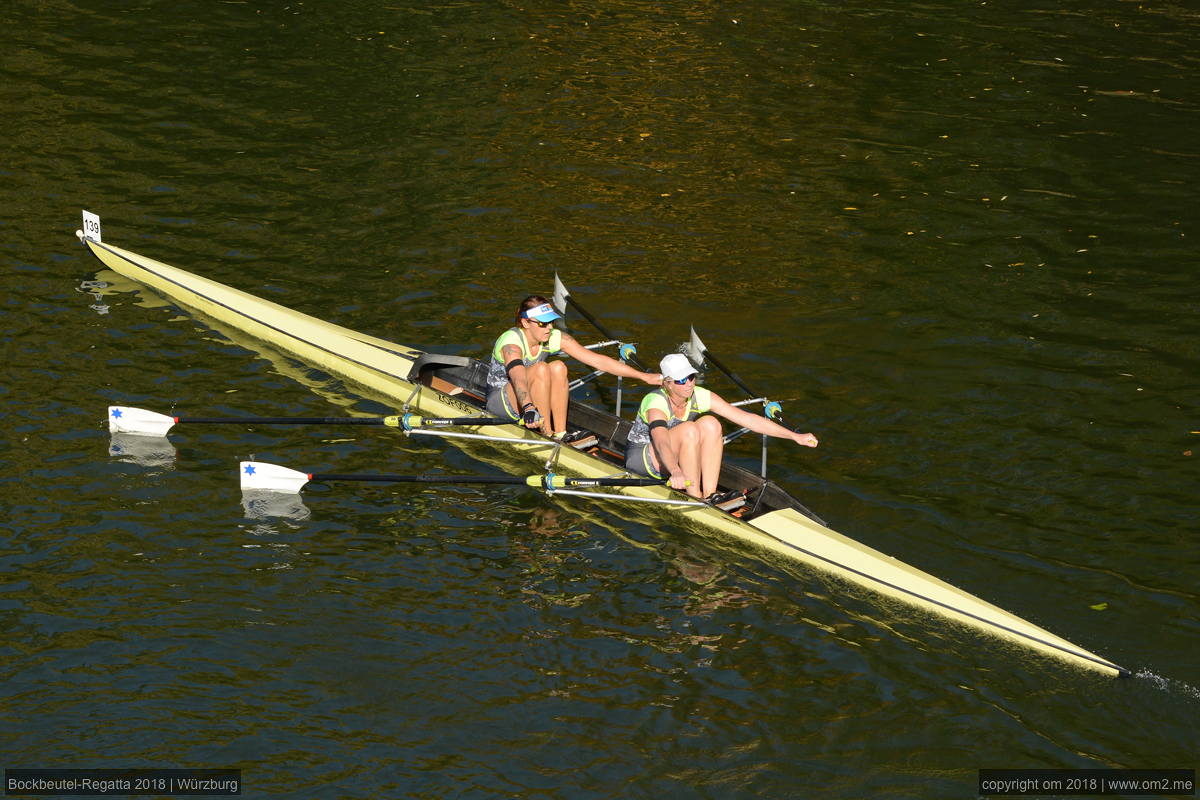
[486,327,563,389]
[626,386,712,445]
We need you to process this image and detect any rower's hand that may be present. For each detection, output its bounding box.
[667,474,690,491]
[521,403,541,428]
[641,372,663,386]
[793,431,818,447]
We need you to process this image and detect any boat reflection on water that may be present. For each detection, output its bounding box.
[109,433,176,468]
[241,489,312,522]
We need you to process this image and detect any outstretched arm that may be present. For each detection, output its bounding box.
[559,334,661,386]
[709,393,818,447]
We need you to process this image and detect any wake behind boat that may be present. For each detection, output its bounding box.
[77,213,1128,678]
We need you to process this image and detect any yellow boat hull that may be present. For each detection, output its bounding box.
[82,234,1127,678]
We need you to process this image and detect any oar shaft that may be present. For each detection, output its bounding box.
[179,416,385,425]
[563,297,648,371]
[312,473,527,485]
[699,347,757,400]
[174,415,509,428]
[241,460,678,498]
[307,473,667,488]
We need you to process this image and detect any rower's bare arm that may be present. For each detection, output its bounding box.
[500,343,532,406]
[560,335,661,385]
[710,394,819,447]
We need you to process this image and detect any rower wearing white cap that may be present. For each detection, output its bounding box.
[625,353,819,499]
[486,295,661,438]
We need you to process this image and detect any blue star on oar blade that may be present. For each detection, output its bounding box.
[243,464,256,475]
[111,408,123,419]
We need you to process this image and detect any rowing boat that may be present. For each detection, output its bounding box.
[77,215,1128,678]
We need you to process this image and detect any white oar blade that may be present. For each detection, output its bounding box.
[552,272,570,315]
[239,461,311,494]
[108,406,176,436]
[686,326,707,369]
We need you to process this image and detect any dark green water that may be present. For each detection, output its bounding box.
[2,0,1196,797]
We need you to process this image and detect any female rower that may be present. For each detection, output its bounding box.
[486,295,660,437]
[625,353,819,500]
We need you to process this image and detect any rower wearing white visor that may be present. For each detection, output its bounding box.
[626,353,819,499]
[486,295,661,438]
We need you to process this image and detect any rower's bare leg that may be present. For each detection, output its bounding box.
[669,422,704,498]
[546,359,569,435]
[696,414,725,497]
[504,383,521,421]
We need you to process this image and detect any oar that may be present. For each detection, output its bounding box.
[686,326,760,400]
[553,273,648,372]
[240,461,706,507]
[686,326,784,421]
[108,406,509,437]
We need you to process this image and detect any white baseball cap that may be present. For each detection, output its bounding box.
[522,303,562,323]
[659,353,698,382]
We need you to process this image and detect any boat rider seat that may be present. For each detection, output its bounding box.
[406,353,490,402]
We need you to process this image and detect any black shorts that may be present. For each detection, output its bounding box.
[623,441,662,479]
[485,385,519,421]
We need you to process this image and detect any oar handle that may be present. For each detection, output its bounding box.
[395,414,511,429]
[544,476,665,488]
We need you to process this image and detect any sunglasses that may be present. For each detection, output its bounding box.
[528,319,552,329]
[671,375,696,385]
